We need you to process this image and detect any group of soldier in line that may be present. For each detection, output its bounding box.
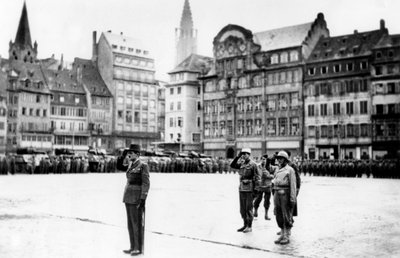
[0,153,398,179]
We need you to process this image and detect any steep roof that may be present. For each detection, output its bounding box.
[375,34,400,49]
[169,54,213,74]
[307,28,388,61]
[15,2,32,47]
[8,61,51,94]
[254,22,313,51]
[74,58,112,97]
[43,69,84,94]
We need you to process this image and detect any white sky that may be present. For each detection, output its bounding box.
[0,0,398,81]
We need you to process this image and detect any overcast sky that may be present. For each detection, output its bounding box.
[0,0,398,81]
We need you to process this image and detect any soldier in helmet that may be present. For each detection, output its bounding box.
[273,151,297,245]
[230,148,261,233]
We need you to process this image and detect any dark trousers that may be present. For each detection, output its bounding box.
[239,191,254,227]
[253,188,271,211]
[273,189,293,229]
[125,203,142,251]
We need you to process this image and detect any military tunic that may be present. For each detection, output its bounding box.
[231,156,261,228]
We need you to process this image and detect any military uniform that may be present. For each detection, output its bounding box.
[253,164,273,219]
[231,151,261,232]
[117,146,150,255]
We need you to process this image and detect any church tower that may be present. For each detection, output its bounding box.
[175,0,197,66]
[9,2,38,63]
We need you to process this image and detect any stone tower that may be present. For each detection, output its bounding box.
[175,0,197,66]
[9,2,38,63]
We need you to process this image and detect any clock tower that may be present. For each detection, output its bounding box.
[175,0,197,66]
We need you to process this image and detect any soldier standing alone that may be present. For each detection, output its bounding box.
[230,148,261,233]
[117,144,150,256]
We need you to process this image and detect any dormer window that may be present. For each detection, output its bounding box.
[60,96,65,102]
[323,41,328,47]
[75,97,80,104]
[308,67,316,76]
[376,51,382,59]
[333,64,341,73]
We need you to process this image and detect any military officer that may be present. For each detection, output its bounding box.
[273,151,297,245]
[230,148,261,233]
[117,144,150,256]
[253,154,274,220]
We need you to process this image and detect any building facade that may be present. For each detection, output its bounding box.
[201,14,328,158]
[74,58,113,150]
[370,34,400,159]
[94,31,159,150]
[304,21,388,160]
[166,54,212,152]
[46,69,90,154]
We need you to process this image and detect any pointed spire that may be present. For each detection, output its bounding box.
[15,1,32,47]
[180,0,193,31]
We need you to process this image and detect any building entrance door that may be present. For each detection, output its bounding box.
[226,147,235,159]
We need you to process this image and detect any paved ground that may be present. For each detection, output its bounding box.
[1,173,400,258]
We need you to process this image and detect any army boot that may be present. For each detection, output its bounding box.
[274,229,284,244]
[237,222,247,232]
[279,228,290,245]
[243,221,252,233]
[264,209,271,220]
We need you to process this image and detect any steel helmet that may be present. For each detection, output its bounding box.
[276,151,289,161]
[240,148,251,155]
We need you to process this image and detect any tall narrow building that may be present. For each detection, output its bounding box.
[175,0,197,66]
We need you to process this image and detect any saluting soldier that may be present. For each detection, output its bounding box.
[230,148,261,233]
[253,154,274,220]
[117,144,150,256]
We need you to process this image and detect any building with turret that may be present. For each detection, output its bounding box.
[201,14,329,158]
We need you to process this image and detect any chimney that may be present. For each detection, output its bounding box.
[380,19,385,30]
[92,31,97,63]
[354,30,358,34]
[120,32,123,35]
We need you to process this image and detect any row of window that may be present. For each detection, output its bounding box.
[51,107,87,117]
[374,64,398,76]
[374,122,399,137]
[269,51,299,64]
[114,55,154,68]
[8,79,44,90]
[50,121,86,131]
[374,103,400,115]
[21,107,48,117]
[204,70,301,93]
[116,124,156,132]
[116,81,157,95]
[307,101,369,116]
[91,96,111,106]
[111,44,149,56]
[374,82,400,95]
[54,135,88,146]
[169,101,182,111]
[307,61,368,76]
[203,117,300,137]
[307,124,371,138]
[266,93,299,111]
[114,68,155,82]
[116,97,156,110]
[169,86,182,95]
[305,79,369,97]
[117,111,156,124]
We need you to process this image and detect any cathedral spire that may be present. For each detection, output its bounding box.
[175,0,197,66]
[180,0,193,31]
[15,1,32,48]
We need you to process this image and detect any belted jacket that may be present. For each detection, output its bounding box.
[230,157,261,192]
[273,164,297,203]
[117,157,150,204]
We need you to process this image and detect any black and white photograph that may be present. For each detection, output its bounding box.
[0,0,399,257]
